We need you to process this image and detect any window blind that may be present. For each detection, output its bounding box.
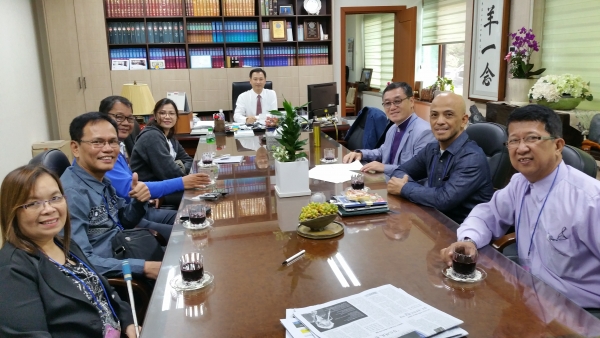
[422,0,466,45]
[364,13,394,90]
[542,0,600,110]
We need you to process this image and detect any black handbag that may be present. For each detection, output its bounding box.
[111,228,164,261]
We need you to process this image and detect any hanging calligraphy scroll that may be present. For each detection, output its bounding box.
[468,0,510,101]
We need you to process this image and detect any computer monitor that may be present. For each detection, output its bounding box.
[307,82,338,119]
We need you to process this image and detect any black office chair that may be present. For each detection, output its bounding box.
[465,122,512,190]
[123,119,141,156]
[232,81,273,114]
[562,144,598,178]
[342,106,388,151]
[30,149,72,177]
[29,149,159,324]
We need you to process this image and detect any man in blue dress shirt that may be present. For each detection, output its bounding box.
[387,92,494,223]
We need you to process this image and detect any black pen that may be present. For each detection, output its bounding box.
[282,250,306,265]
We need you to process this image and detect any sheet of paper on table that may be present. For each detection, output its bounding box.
[308,161,363,183]
[213,155,244,164]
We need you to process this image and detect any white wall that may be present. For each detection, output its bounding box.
[0,0,52,181]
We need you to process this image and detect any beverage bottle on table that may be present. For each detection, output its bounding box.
[206,127,216,156]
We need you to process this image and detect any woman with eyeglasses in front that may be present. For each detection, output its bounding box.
[129,98,193,185]
[0,165,137,337]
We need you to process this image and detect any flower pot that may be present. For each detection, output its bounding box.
[505,78,536,104]
[536,97,582,111]
[275,158,311,198]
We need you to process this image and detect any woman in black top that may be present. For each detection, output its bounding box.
[129,98,193,182]
[0,165,137,337]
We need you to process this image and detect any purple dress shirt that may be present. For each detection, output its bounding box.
[458,162,600,308]
[386,116,412,164]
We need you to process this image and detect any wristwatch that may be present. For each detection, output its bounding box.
[354,150,362,154]
[461,237,477,248]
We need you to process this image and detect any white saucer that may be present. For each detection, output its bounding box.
[320,158,337,164]
[170,272,214,291]
[182,218,214,230]
[442,266,487,283]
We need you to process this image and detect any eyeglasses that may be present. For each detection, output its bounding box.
[505,136,556,149]
[382,97,411,109]
[108,113,135,124]
[79,139,120,149]
[19,196,65,210]
[158,111,177,117]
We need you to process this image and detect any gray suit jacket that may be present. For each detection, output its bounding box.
[360,113,434,176]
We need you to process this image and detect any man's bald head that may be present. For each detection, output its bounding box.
[429,92,469,150]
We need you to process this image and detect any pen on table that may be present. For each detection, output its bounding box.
[282,250,306,265]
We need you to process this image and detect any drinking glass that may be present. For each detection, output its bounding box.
[187,204,207,226]
[201,152,213,165]
[351,173,364,190]
[198,165,217,186]
[452,246,478,278]
[324,148,335,161]
[180,252,204,283]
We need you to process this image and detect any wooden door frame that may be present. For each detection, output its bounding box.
[340,6,408,116]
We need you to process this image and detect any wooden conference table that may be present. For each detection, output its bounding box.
[140,132,600,337]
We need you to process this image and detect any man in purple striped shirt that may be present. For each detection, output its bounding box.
[441,105,600,311]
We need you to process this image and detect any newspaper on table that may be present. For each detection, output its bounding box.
[292,284,464,338]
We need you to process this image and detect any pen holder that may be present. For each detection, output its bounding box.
[214,119,225,132]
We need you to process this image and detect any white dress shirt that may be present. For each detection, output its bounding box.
[233,88,278,124]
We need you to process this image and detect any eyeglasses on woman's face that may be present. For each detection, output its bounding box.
[19,195,65,211]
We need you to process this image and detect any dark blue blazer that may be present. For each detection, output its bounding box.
[0,240,134,337]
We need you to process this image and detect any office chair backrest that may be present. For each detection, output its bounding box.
[123,119,141,155]
[465,122,511,189]
[562,145,598,178]
[232,81,273,112]
[29,149,71,177]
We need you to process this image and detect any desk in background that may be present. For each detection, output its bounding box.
[140,132,600,337]
[175,123,350,157]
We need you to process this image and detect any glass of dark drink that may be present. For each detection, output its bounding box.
[180,252,204,284]
[201,152,213,165]
[452,246,478,278]
[324,148,335,161]
[351,173,365,190]
[188,204,207,226]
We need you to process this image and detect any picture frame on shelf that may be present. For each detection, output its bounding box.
[129,58,147,70]
[111,59,129,70]
[150,60,165,69]
[303,21,320,41]
[269,20,288,41]
[360,68,373,88]
[279,5,293,15]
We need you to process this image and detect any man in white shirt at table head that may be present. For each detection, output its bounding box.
[233,68,278,125]
[440,104,600,312]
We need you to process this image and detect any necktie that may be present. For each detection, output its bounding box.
[256,94,262,116]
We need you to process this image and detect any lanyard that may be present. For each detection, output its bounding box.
[47,241,119,322]
[428,151,453,187]
[515,165,560,256]
[102,194,124,230]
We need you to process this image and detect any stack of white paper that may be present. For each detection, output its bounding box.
[308,161,363,184]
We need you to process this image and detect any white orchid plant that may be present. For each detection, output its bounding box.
[529,74,593,103]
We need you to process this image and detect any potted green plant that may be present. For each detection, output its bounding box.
[431,76,455,97]
[269,100,312,197]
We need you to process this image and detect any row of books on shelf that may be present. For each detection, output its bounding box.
[185,0,220,16]
[187,21,259,43]
[189,47,225,68]
[107,21,186,44]
[222,0,255,16]
[259,0,280,16]
[105,0,184,18]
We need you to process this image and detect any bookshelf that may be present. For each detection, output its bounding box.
[103,0,333,70]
